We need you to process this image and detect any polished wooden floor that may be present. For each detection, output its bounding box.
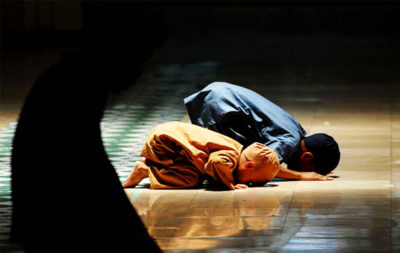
[1,31,400,252]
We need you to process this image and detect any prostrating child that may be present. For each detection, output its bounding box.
[184,82,341,180]
[123,122,280,190]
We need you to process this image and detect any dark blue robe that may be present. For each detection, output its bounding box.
[184,82,306,163]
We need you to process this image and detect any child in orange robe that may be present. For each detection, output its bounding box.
[123,122,280,190]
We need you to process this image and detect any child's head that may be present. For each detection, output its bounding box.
[236,142,280,185]
[286,133,340,175]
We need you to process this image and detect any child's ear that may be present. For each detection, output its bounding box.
[244,161,256,170]
[300,152,314,162]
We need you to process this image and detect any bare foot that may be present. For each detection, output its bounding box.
[123,160,149,188]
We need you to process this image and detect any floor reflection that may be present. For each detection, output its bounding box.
[125,184,396,252]
[126,188,285,250]
[281,188,393,252]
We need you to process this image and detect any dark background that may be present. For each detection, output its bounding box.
[1,1,400,90]
[2,1,400,50]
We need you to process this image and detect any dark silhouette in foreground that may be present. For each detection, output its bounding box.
[11,3,165,252]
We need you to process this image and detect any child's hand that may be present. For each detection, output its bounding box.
[234,184,248,189]
[299,172,333,181]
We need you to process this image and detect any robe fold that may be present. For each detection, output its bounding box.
[141,122,243,189]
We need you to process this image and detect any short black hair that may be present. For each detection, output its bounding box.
[304,133,340,175]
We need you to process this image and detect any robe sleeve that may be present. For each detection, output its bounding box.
[203,150,239,190]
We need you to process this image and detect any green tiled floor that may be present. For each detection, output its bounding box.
[0,123,18,252]
[0,62,218,252]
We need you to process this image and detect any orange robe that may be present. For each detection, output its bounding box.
[141,121,243,189]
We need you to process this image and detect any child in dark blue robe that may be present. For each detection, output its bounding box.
[185,82,340,180]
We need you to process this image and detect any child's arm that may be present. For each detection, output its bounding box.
[203,150,240,190]
[276,165,333,181]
